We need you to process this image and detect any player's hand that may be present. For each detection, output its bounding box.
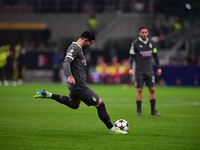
[67,76,76,85]
[129,69,134,76]
[157,69,162,76]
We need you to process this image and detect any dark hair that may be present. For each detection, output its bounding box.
[139,26,149,32]
[80,31,95,41]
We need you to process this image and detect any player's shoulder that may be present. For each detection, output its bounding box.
[148,38,156,44]
[133,39,139,44]
[68,42,82,52]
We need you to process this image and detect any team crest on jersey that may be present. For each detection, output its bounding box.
[69,49,74,53]
[139,45,143,48]
[149,43,152,48]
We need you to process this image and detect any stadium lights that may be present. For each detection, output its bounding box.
[185,4,191,10]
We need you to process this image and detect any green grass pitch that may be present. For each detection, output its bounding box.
[0,83,200,150]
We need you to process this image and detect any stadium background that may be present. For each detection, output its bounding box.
[0,0,200,86]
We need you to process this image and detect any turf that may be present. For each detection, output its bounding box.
[0,83,200,150]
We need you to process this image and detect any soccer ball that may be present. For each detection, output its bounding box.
[114,119,129,131]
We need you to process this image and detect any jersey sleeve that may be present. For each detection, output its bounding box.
[65,47,80,62]
[151,41,161,68]
[129,41,136,69]
[129,42,135,55]
[151,41,157,54]
[63,46,81,77]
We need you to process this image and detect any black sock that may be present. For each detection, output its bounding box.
[136,100,142,111]
[51,94,78,109]
[150,99,155,111]
[96,101,113,129]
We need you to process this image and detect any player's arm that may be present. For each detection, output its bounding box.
[63,48,79,85]
[129,42,135,76]
[152,47,162,76]
[63,57,76,85]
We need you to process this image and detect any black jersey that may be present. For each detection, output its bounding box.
[63,42,87,90]
[129,37,158,74]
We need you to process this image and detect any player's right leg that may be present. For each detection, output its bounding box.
[146,75,161,116]
[34,89,80,109]
[135,73,144,116]
[136,88,143,116]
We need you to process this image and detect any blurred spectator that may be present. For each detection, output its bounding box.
[82,1,91,13]
[0,46,7,86]
[14,43,21,59]
[158,78,166,86]
[38,42,46,50]
[173,17,182,31]
[87,14,98,36]
[95,56,130,84]
[17,49,26,85]
[5,49,14,85]
[52,50,61,82]
[22,40,31,49]
[186,54,197,66]
[197,56,200,66]
[149,23,159,36]
[158,22,168,35]
[197,74,200,86]
[46,38,57,48]
[120,59,130,84]
[95,55,107,84]
[30,41,36,48]
[176,78,184,86]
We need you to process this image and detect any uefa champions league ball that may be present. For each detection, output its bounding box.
[114,119,129,131]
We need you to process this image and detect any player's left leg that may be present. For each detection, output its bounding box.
[94,98,113,129]
[77,87,114,130]
[95,98,127,134]
[148,87,160,116]
[148,86,156,111]
[79,87,127,134]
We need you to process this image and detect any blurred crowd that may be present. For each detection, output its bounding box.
[89,56,130,84]
[18,38,58,51]
[185,54,200,66]
[1,42,200,86]
[3,0,154,14]
[0,40,61,86]
[0,44,25,86]
[149,16,182,38]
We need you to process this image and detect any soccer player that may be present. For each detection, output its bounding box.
[129,27,162,116]
[34,31,127,134]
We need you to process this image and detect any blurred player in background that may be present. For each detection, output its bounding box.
[129,27,162,116]
[5,50,15,86]
[34,31,127,134]
[0,46,8,86]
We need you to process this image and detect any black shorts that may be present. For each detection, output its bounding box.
[69,86,100,106]
[135,73,155,88]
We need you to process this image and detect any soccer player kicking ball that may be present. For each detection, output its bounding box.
[129,27,162,116]
[34,31,127,134]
